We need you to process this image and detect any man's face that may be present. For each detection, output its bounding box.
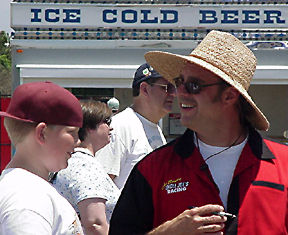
[176,63,226,131]
[148,77,176,117]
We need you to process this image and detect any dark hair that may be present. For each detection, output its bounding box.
[132,77,160,97]
[238,95,255,122]
[78,100,112,141]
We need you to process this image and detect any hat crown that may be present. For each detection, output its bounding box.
[191,30,257,91]
[132,63,162,88]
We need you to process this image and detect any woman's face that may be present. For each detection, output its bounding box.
[91,119,113,152]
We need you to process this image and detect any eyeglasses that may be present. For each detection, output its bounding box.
[173,77,225,94]
[104,118,112,126]
[152,83,176,94]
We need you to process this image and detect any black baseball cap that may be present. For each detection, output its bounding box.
[132,63,162,88]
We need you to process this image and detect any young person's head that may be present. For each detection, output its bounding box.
[0,82,83,174]
[78,100,113,152]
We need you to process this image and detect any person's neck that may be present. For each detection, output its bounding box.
[6,154,49,181]
[78,142,95,155]
[195,125,247,147]
[131,102,161,124]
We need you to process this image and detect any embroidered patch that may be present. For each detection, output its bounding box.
[143,68,151,76]
[162,178,189,194]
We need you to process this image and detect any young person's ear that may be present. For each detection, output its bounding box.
[35,122,47,144]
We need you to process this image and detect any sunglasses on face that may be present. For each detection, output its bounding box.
[173,77,225,94]
[104,118,112,126]
[151,83,176,94]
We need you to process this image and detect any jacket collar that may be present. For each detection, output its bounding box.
[173,125,275,160]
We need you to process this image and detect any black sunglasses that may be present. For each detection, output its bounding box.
[104,118,112,126]
[151,83,176,94]
[173,77,225,94]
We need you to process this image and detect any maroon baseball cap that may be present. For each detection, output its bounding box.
[0,81,83,127]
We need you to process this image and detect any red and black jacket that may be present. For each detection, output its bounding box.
[109,126,288,235]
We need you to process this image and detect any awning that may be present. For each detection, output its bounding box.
[16,64,139,88]
[16,64,288,87]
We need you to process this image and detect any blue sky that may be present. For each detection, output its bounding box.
[0,0,12,33]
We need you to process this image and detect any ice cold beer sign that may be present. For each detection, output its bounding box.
[11,4,287,28]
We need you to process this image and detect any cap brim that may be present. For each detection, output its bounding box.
[0,111,35,123]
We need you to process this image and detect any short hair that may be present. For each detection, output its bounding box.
[78,100,112,141]
[132,76,160,97]
[4,117,37,146]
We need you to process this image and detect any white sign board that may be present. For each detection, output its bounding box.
[11,3,288,29]
[169,113,186,135]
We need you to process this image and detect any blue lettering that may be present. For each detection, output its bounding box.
[161,10,178,23]
[31,9,42,22]
[243,10,259,24]
[199,10,217,24]
[122,10,137,23]
[221,10,238,24]
[199,9,286,25]
[141,10,158,23]
[103,9,117,23]
[63,9,80,23]
[45,9,60,23]
[264,10,285,24]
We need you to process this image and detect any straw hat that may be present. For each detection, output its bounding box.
[145,30,269,131]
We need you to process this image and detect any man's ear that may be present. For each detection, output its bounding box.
[223,87,240,106]
[139,82,150,97]
[35,122,47,145]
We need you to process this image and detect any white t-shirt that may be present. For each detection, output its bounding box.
[0,168,83,235]
[53,148,120,223]
[196,135,248,209]
[96,107,166,189]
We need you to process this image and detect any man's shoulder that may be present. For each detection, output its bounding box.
[0,169,59,202]
[263,137,288,154]
[113,107,134,120]
[112,107,141,128]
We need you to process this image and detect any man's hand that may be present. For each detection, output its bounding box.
[147,204,226,235]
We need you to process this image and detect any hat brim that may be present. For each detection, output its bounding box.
[0,111,35,123]
[145,51,269,131]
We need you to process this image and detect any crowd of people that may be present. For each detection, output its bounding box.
[1,30,288,235]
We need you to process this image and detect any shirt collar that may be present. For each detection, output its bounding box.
[173,125,275,160]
